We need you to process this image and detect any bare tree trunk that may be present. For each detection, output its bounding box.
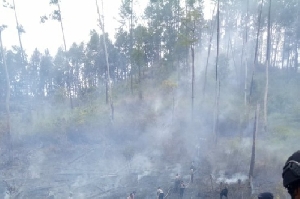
[248,0,263,106]
[254,0,263,69]
[96,0,114,121]
[138,49,143,101]
[243,0,249,107]
[0,28,12,154]
[202,4,216,98]
[229,36,237,82]
[56,2,73,110]
[215,0,220,82]
[191,18,196,120]
[281,33,286,69]
[12,0,25,63]
[213,0,220,145]
[213,81,220,144]
[185,0,188,74]
[263,0,272,132]
[272,32,280,68]
[191,44,195,119]
[130,0,134,95]
[294,44,298,71]
[249,104,259,194]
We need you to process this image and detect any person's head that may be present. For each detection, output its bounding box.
[258,192,273,199]
[282,150,300,199]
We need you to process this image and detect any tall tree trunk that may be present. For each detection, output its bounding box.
[294,44,298,71]
[56,2,73,109]
[272,32,280,68]
[213,0,220,145]
[249,104,260,194]
[215,0,220,82]
[130,0,134,95]
[229,37,237,82]
[191,17,196,120]
[0,28,12,154]
[263,0,272,132]
[281,33,286,69]
[191,44,195,120]
[138,48,143,100]
[12,0,25,63]
[202,4,216,98]
[185,0,188,74]
[243,0,249,107]
[249,0,263,106]
[213,81,220,144]
[176,0,180,82]
[96,0,114,121]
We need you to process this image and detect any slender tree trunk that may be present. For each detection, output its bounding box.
[176,0,180,82]
[202,4,216,98]
[281,33,286,69]
[294,44,298,71]
[138,48,143,100]
[243,0,249,107]
[263,0,272,132]
[56,2,73,109]
[249,104,260,194]
[57,3,67,54]
[229,37,237,82]
[191,44,195,119]
[215,0,220,82]
[213,0,220,145]
[248,0,263,106]
[0,29,12,154]
[130,0,134,95]
[296,0,300,72]
[185,0,188,74]
[96,0,114,121]
[213,81,220,144]
[12,0,25,63]
[254,0,263,69]
[239,0,250,140]
[286,48,291,70]
[272,32,280,68]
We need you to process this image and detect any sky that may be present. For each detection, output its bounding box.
[0,0,213,57]
[0,0,131,55]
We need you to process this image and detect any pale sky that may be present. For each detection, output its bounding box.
[0,0,213,57]
[0,0,135,56]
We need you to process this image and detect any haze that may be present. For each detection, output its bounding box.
[0,0,299,198]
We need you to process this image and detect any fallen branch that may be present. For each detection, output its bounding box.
[67,148,94,165]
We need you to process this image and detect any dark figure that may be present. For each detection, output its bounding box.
[282,150,300,199]
[179,181,185,198]
[174,174,180,193]
[157,187,164,199]
[190,161,196,171]
[190,168,194,183]
[127,191,135,199]
[220,187,228,199]
[258,192,273,199]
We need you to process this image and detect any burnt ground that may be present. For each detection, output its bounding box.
[0,133,288,199]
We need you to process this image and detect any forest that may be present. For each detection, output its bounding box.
[0,0,300,198]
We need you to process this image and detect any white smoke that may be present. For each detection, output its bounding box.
[216,171,248,184]
[28,150,45,179]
